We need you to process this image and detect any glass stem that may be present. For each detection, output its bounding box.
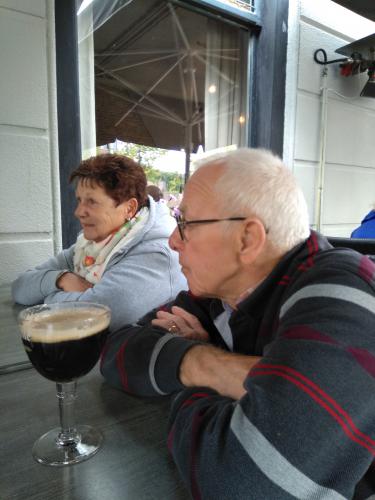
[56,381,80,446]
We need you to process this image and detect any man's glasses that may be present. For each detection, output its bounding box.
[174,214,246,241]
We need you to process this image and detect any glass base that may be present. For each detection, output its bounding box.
[32,425,103,466]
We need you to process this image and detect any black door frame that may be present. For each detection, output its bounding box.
[250,0,289,155]
[55,0,82,248]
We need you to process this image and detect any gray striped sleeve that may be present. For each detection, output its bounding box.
[148,333,175,395]
[230,404,346,500]
[280,284,375,319]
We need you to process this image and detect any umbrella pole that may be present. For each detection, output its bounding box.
[184,123,192,185]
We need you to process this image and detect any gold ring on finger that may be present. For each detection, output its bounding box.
[168,322,180,334]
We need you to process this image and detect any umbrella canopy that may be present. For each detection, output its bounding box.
[93,1,208,152]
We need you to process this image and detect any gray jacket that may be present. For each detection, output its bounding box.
[12,197,187,331]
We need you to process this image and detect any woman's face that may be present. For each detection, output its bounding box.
[74,180,137,242]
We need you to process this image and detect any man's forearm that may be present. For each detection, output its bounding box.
[179,345,261,400]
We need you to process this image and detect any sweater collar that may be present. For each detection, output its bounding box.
[234,230,330,315]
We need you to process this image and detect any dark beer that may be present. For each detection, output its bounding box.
[21,308,110,382]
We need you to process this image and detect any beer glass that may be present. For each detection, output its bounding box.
[18,302,111,466]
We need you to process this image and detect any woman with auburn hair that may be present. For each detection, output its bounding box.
[12,154,186,331]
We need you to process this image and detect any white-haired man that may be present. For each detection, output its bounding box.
[101,148,375,499]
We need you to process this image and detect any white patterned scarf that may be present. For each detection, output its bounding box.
[73,206,149,284]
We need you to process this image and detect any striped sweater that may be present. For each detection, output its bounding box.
[101,231,375,499]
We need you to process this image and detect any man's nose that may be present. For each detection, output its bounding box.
[169,226,182,252]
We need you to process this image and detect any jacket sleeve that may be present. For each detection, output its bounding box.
[11,245,75,305]
[100,291,211,395]
[44,245,186,331]
[164,266,375,499]
[100,324,200,396]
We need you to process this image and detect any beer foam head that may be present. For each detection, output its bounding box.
[21,307,110,343]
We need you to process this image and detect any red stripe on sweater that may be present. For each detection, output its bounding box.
[282,326,375,378]
[306,235,316,268]
[251,364,375,451]
[306,233,319,268]
[190,409,207,500]
[99,341,110,370]
[253,363,375,447]
[250,367,375,455]
[359,255,375,284]
[298,233,319,272]
[167,424,176,452]
[178,392,212,499]
[346,347,375,378]
[181,392,212,409]
[116,339,129,391]
[256,363,375,446]
[310,231,319,253]
[278,275,291,285]
[282,326,339,344]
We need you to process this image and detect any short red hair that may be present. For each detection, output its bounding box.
[69,154,147,207]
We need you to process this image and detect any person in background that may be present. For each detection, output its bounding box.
[351,206,375,238]
[12,154,187,331]
[147,184,174,220]
[147,184,164,202]
[167,192,181,218]
[100,148,375,499]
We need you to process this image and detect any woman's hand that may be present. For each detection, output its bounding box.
[56,272,93,292]
[152,306,210,341]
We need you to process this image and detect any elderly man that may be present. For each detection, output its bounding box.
[101,148,375,499]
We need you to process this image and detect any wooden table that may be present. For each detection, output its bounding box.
[0,285,190,500]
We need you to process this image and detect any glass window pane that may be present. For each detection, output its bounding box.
[77,0,250,178]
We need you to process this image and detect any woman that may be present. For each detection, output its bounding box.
[12,154,187,331]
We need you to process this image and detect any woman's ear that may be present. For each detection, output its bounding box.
[123,198,138,220]
[239,218,267,264]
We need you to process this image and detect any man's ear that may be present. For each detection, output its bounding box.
[239,218,267,264]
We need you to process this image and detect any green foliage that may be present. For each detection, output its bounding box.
[144,168,184,194]
[100,142,184,194]
[117,143,166,169]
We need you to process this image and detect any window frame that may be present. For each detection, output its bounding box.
[55,0,289,248]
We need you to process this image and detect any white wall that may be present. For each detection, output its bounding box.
[0,0,61,285]
[284,0,375,237]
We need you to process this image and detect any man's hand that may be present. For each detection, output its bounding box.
[179,344,262,400]
[56,272,93,292]
[152,306,210,341]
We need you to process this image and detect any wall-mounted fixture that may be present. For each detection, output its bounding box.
[314,32,375,98]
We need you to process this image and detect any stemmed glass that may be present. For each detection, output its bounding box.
[18,302,111,466]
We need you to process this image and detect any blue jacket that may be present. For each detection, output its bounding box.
[12,197,187,331]
[351,210,375,238]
